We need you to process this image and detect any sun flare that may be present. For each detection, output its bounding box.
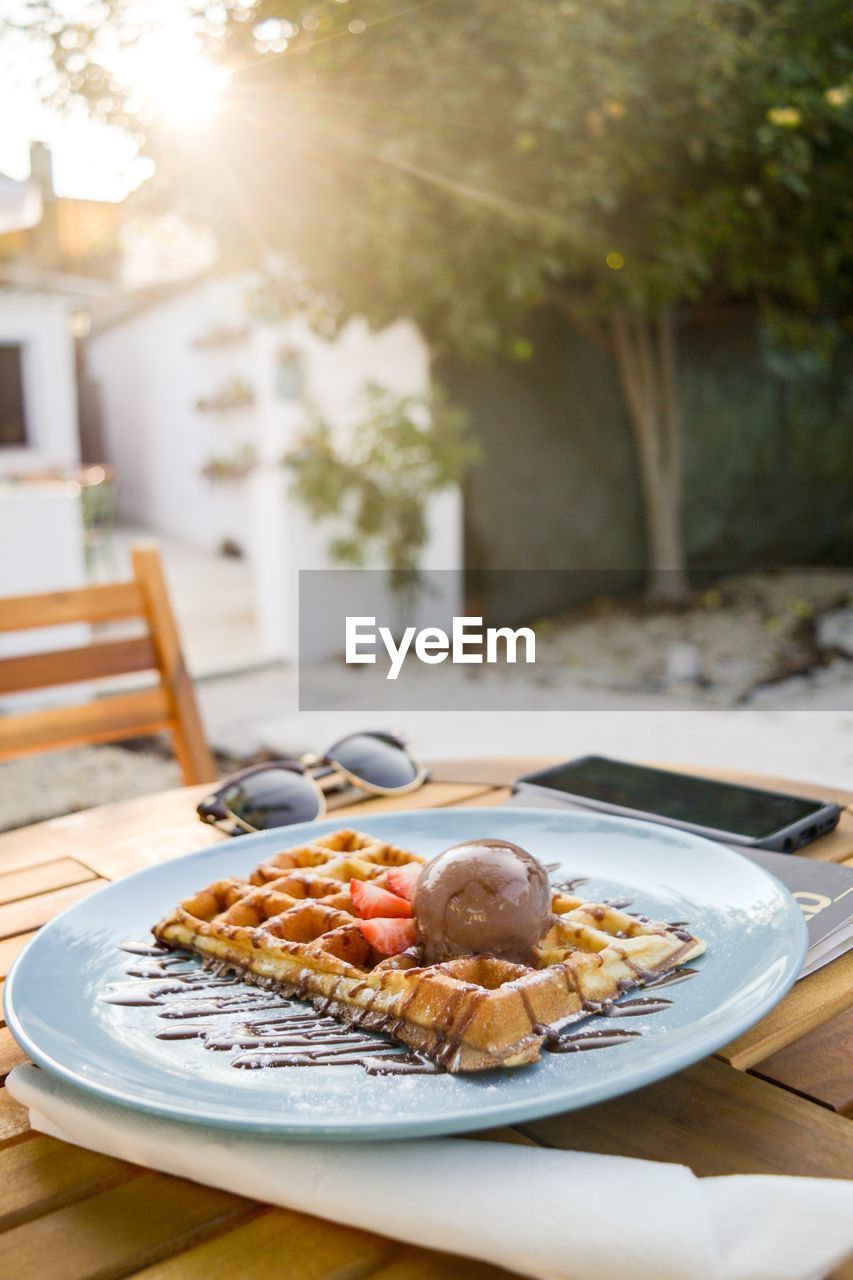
[120,30,229,129]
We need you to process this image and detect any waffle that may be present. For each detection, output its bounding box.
[153,828,705,1072]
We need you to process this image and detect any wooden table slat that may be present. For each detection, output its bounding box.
[331,781,497,819]
[0,1173,253,1280]
[357,1251,519,1280]
[0,835,94,877]
[719,949,853,1069]
[0,930,37,980]
[803,811,853,864]
[0,780,491,883]
[125,1213,520,1280]
[427,759,553,788]
[0,879,108,941]
[123,1207,395,1280]
[751,1004,853,1116]
[0,1135,139,1232]
[0,786,221,883]
[0,1086,31,1143]
[0,1025,27,1083]
[520,1057,853,1179]
[449,787,513,809]
[0,859,97,907]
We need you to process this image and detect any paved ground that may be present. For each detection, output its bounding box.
[198,661,853,789]
[108,526,262,677]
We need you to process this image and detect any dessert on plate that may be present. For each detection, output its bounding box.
[153,828,705,1072]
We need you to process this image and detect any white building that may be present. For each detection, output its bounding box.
[0,280,81,472]
[0,148,119,605]
[85,273,463,661]
[0,149,462,671]
[0,275,96,612]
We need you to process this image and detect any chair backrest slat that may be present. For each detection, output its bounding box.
[0,581,145,632]
[0,541,217,785]
[0,687,172,757]
[0,636,159,697]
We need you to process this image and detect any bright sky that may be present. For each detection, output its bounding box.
[0,1,231,202]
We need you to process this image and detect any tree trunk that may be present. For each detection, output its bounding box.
[610,305,689,604]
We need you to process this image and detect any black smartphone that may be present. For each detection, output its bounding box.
[515,756,841,852]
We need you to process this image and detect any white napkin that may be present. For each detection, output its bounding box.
[8,1064,853,1280]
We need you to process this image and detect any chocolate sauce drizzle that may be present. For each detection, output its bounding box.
[105,942,698,1075]
[107,944,437,1075]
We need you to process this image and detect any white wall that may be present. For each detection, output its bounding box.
[85,276,255,552]
[0,290,79,472]
[0,290,87,643]
[87,275,463,661]
[0,484,88,708]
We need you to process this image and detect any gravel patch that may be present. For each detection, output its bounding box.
[0,743,182,833]
[536,568,853,704]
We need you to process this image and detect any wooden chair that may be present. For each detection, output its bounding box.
[0,541,217,785]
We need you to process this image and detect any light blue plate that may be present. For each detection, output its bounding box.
[4,808,806,1140]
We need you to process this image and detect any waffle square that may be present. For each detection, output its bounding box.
[153,829,705,1071]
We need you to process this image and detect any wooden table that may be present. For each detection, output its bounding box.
[1,758,852,1280]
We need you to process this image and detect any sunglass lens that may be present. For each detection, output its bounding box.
[221,768,321,830]
[329,733,419,791]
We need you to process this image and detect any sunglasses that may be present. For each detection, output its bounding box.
[197,731,428,834]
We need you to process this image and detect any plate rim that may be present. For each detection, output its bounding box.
[3,806,809,1139]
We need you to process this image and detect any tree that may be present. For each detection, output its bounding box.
[283,381,477,595]
[35,0,853,598]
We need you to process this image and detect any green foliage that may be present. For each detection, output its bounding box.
[219,0,852,353]
[31,1,852,357]
[24,0,850,584]
[283,382,477,590]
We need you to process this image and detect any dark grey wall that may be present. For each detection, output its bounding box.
[680,318,853,566]
[442,309,852,623]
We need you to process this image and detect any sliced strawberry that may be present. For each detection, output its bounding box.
[386,862,423,903]
[360,916,417,956]
[350,877,412,919]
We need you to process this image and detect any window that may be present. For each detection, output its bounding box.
[0,344,28,446]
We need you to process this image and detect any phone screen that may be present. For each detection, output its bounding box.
[522,757,826,839]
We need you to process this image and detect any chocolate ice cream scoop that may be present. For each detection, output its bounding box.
[412,838,552,964]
